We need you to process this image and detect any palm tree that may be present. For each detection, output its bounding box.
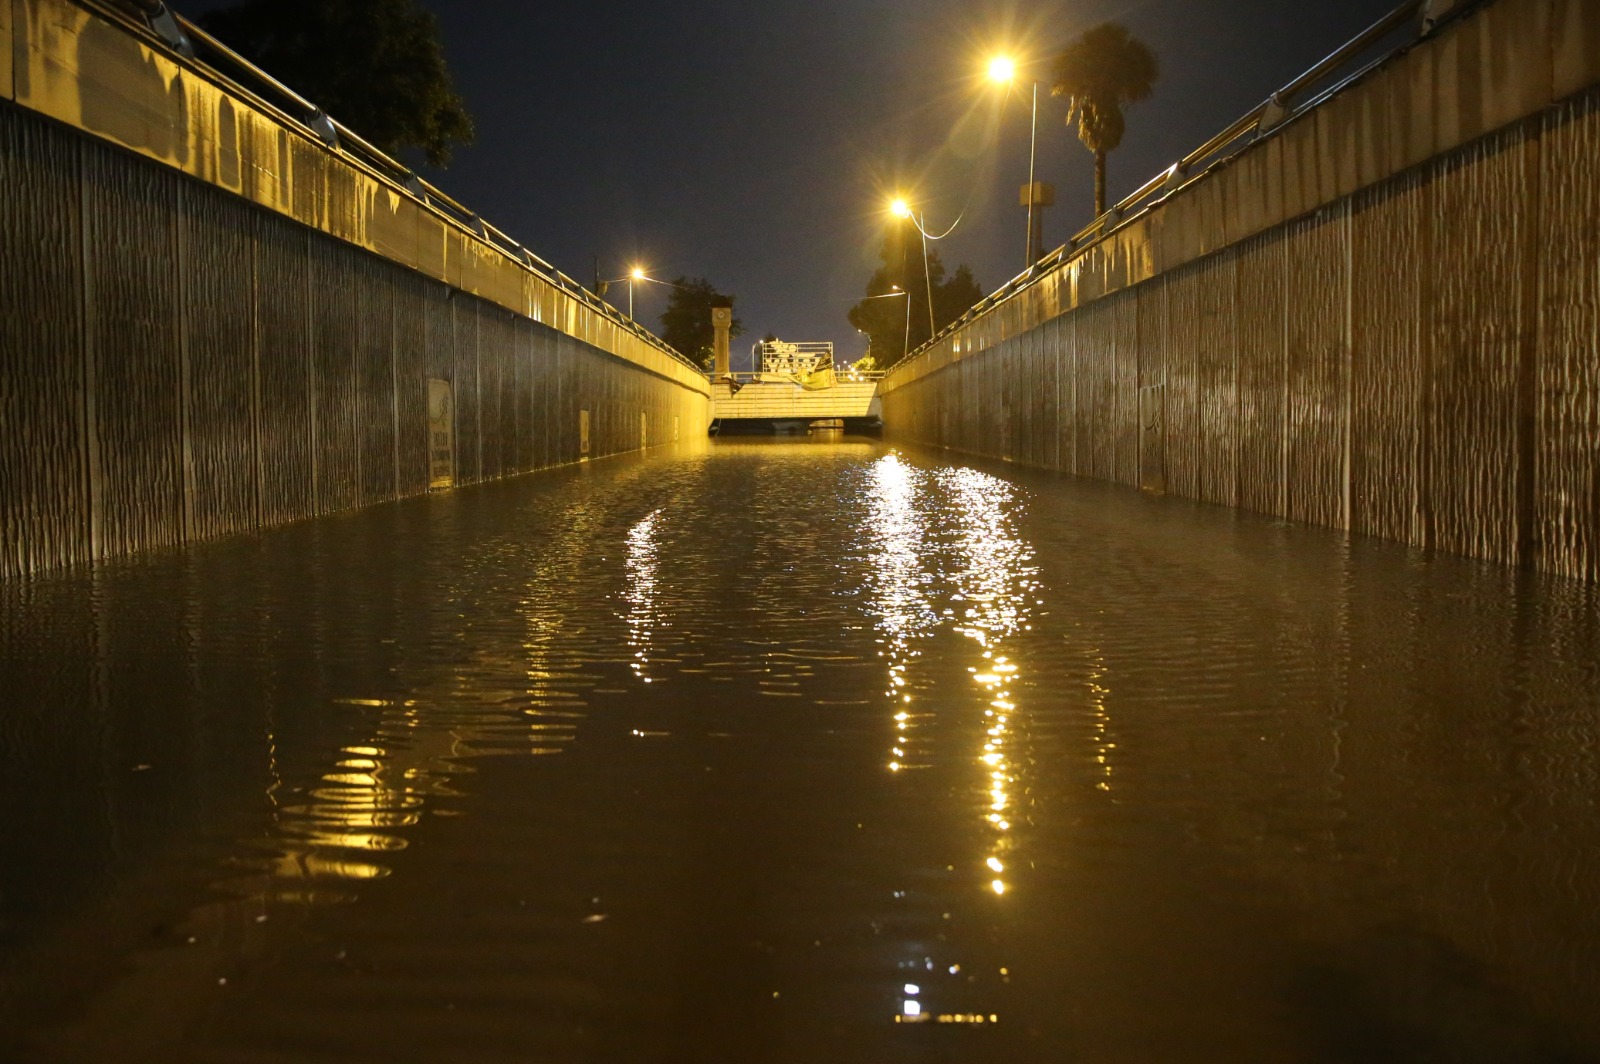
[1050,23,1159,218]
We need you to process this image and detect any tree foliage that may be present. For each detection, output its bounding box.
[1050,22,1159,216]
[847,223,982,368]
[203,0,475,167]
[659,277,743,368]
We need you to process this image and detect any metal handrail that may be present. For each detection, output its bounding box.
[83,0,700,372]
[712,370,888,382]
[899,0,1468,368]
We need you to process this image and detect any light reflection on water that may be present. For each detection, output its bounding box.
[622,509,663,683]
[940,464,1041,908]
[2,437,1600,1062]
[861,454,1046,1024]
[861,453,936,775]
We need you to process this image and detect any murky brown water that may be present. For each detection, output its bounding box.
[2,437,1599,1063]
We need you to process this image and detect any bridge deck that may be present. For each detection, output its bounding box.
[710,379,881,422]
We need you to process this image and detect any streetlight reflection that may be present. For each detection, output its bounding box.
[862,453,938,774]
[941,465,1040,901]
[622,509,663,682]
[865,458,1042,1029]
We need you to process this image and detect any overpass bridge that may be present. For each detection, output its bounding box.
[708,374,883,430]
[708,340,883,429]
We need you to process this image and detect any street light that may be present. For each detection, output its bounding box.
[989,55,1052,267]
[890,283,910,363]
[854,284,911,362]
[987,56,1016,83]
[601,265,651,318]
[887,197,936,343]
[629,266,645,319]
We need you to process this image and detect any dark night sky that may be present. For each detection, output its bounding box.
[183,0,1400,358]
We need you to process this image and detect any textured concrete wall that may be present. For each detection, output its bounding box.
[1,0,703,396]
[0,0,709,578]
[881,0,1600,580]
[0,104,707,578]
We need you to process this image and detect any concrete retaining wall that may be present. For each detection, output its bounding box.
[880,0,1600,581]
[0,0,709,578]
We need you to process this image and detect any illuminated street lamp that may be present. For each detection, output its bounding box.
[989,55,1054,267]
[888,197,936,342]
[889,283,910,362]
[601,265,651,319]
[629,266,645,319]
[854,284,911,363]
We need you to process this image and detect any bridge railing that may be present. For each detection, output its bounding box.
[85,0,704,375]
[893,0,1475,372]
[709,370,888,384]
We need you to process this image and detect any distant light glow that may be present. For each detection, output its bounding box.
[903,1000,922,1016]
[630,267,645,280]
[988,56,1017,83]
[889,197,912,219]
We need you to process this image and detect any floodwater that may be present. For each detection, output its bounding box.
[2,436,1599,1063]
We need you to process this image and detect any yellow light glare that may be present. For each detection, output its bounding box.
[889,197,912,219]
[988,56,1016,83]
[630,267,645,280]
[991,878,1007,894]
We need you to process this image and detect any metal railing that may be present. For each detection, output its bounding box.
[87,0,701,373]
[711,370,887,383]
[895,0,1474,370]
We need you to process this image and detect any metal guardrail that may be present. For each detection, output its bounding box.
[711,370,888,383]
[898,0,1474,368]
[85,0,701,374]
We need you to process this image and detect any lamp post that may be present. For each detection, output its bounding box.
[628,266,645,319]
[889,198,936,342]
[854,286,910,364]
[601,265,651,319]
[989,56,1053,267]
[891,284,910,363]
[883,281,908,361]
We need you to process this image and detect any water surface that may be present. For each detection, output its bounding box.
[2,438,1598,1062]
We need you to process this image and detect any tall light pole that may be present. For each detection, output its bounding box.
[890,284,910,363]
[899,286,911,362]
[601,265,651,319]
[853,286,910,364]
[629,266,645,319]
[890,198,936,342]
[990,56,1053,267]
